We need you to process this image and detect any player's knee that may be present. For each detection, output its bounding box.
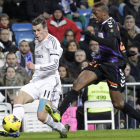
[112,101,124,109]
[37,113,46,122]
[14,95,23,105]
[73,80,78,90]
[13,91,24,105]
[73,79,82,91]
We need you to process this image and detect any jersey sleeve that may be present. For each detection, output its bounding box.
[35,39,61,72]
[89,20,117,49]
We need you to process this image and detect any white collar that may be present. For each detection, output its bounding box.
[102,17,113,24]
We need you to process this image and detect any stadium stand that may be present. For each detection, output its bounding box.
[11,23,34,43]
[78,9,92,25]
[16,34,35,48]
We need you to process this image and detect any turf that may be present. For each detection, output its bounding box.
[0,129,140,140]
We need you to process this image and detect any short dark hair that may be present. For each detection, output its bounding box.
[0,28,9,35]
[93,1,108,12]
[32,16,47,28]
[6,52,16,59]
[0,13,9,20]
[20,40,29,47]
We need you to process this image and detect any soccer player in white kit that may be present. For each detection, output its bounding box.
[0,16,70,138]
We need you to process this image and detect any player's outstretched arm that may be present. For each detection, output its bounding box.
[80,30,116,48]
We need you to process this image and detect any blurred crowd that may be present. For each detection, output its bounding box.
[0,0,140,130]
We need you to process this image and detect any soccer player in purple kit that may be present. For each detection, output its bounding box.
[46,2,140,128]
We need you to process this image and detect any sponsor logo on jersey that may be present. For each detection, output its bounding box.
[35,55,43,58]
[107,20,113,28]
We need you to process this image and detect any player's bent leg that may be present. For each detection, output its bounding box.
[37,100,51,122]
[38,102,70,138]
[110,89,140,122]
[46,70,98,121]
[73,70,97,91]
[57,70,98,117]
[13,90,34,121]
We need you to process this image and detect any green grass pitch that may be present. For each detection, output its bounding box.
[0,129,140,140]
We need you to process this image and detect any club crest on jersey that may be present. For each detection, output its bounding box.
[41,46,43,50]
[110,29,113,32]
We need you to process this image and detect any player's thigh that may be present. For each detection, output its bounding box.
[14,90,33,105]
[73,70,98,91]
[14,82,39,105]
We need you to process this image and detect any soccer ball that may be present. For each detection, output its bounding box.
[2,115,21,133]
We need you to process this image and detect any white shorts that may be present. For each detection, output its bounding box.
[20,80,61,108]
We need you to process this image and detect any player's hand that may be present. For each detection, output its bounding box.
[26,62,35,70]
[126,50,137,57]
[80,30,92,37]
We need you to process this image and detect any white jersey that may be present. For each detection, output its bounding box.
[31,33,63,90]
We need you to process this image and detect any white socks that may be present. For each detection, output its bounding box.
[13,104,24,121]
[44,114,64,132]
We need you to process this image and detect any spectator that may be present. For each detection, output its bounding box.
[128,46,140,82]
[101,0,123,24]
[59,0,86,29]
[46,4,82,42]
[124,15,140,51]
[89,40,99,61]
[59,64,74,84]
[58,64,74,106]
[120,64,139,129]
[61,48,86,79]
[0,66,24,105]
[61,29,75,49]
[80,59,89,70]
[16,40,34,76]
[79,25,95,61]
[60,39,80,67]
[27,0,57,22]
[0,29,18,53]
[124,64,136,101]
[0,52,29,84]
[0,13,15,42]
[123,0,140,26]
[0,13,10,30]
[72,49,86,78]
